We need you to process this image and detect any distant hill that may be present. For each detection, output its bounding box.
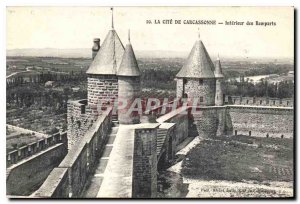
[6,48,293,64]
[7,48,91,58]
[6,48,188,59]
[136,50,188,58]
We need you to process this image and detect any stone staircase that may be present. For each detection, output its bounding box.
[81,124,119,198]
[156,128,168,156]
[112,115,119,127]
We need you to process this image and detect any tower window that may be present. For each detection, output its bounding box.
[200,96,204,102]
[199,79,203,85]
[81,105,85,114]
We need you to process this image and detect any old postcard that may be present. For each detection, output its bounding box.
[6,6,294,198]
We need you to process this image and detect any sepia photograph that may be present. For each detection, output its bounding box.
[5,6,294,199]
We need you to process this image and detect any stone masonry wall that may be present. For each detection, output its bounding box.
[191,105,293,138]
[169,113,189,144]
[191,107,218,138]
[215,79,223,106]
[132,128,157,198]
[7,143,67,196]
[156,107,189,146]
[87,74,118,106]
[34,108,112,198]
[7,132,67,167]
[228,106,294,138]
[177,78,216,106]
[157,123,176,164]
[67,99,100,150]
[227,96,293,107]
[214,107,233,136]
[33,168,69,198]
[176,78,183,98]
[118,76,141,124]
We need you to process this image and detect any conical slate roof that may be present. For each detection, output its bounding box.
[86,29,125,75]
[117,41,141,76]
[214,57,224,78]
[176,40,215,78]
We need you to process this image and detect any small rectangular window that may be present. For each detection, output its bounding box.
[200,96,204,102]
[81,105,86,114]
[199,79,203,85]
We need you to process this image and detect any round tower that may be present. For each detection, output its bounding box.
[117,30,141,124]
[176,32,216,106]
[215,54,224,106]
[86,8,125,109]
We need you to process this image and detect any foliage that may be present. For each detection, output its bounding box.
[224,80,294,98]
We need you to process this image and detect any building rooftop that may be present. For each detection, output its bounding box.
[214,56,224,78]
[117,32,141,77]
[176,39,215,79]
[86,29,125,75]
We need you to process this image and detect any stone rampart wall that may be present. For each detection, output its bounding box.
[33,108,112,198]
[87,74,118,106]
[228,106,294,138]
[6,143,67,196]
[132,127,158,198]
[7,132,67,167]
[227,96,293,107]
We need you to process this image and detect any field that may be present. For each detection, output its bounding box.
[182,135,293,182]
[159,135,294,198]
[7,56,91,75]
[6,125,48,153]
[167,135,295,198]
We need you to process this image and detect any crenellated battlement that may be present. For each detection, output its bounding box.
[6,132,67,167]
[226,96,293,107]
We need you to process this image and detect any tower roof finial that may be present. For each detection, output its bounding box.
[128,29,130,43]
[111,7,114,30]
[198,27,200,40]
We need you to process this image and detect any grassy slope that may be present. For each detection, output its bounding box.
[182,135,293,182]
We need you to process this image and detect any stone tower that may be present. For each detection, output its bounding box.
[214,55,224,106]
[117,30,141,124]
[176,34,216,106]
[92,38,100,60]
[86,25,125,108]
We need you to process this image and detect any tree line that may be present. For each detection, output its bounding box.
[224,80,294,98]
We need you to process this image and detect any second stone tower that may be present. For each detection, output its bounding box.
[117,31,141,124]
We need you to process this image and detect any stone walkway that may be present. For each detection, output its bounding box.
[81,126,119,198]
[96,125,135,198]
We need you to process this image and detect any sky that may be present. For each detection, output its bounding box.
[6,7,294,59]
